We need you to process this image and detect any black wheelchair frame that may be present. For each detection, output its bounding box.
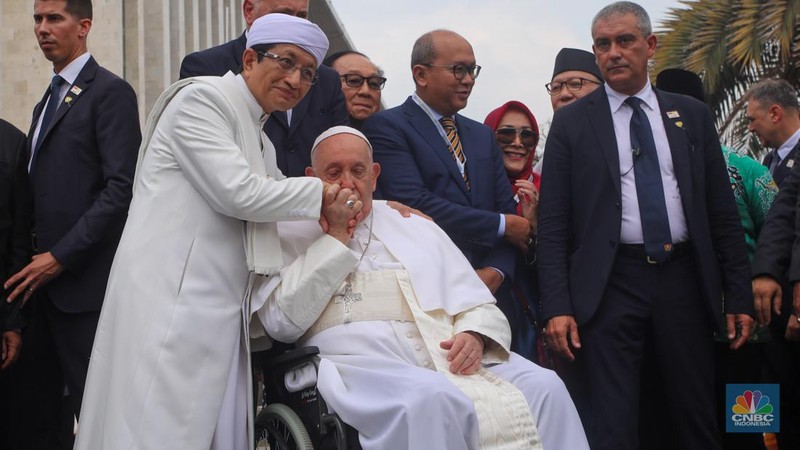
[254,346,361,450]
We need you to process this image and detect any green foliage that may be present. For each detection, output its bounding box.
[655,0,800,160]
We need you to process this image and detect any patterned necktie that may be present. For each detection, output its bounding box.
[439,116,469,186]
[626,96,673,263]
[35,75,65,153]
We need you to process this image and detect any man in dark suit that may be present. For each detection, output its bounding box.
[0,119,28,449]
[749,78,800,449]
[747,79,800,188]
[362,30,531,354]
[3,0,140,446]
[536,2,753,449]
[179,0,347,177]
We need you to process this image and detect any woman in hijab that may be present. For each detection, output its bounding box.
[484,101,541,363]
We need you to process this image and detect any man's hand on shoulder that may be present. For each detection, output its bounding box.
[752,275,782,326]
[504,214,531,252]
[386,201,431,221]
[440,331,484,375]
[545,315,581,361]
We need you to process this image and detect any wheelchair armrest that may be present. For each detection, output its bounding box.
[269,345,320,370]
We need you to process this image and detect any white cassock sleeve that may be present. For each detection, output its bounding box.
[167,83,322,222]
[254,232,358,343]
[453,304,512,364]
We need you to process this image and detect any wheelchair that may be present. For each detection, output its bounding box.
[254,346,361,450]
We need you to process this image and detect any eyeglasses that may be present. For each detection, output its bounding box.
[257,51,318,85]
[423,63,481,80]
[340,74,387,91]
[495,127,538,148]
[544,77,600,95]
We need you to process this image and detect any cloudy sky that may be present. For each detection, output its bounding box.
[330,0,682,130]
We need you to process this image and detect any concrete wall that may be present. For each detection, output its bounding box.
[0,0,349,133]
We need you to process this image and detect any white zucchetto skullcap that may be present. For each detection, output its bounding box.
[247,13,329,67]
[311,126,373,159]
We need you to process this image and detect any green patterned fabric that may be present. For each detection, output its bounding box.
[722,146,778,263]
[720,147,777,343]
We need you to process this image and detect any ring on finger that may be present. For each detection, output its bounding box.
[346,199,355,208]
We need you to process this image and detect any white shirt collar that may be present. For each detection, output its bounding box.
[605,80,656,114]
[55,52,91,85]
[777,128,800,159]
[233,73,270,125]
[412,92,445,121]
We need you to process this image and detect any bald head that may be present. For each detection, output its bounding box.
[244,0,308,28]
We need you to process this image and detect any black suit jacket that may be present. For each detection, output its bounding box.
[0,119,28,331]
[27,57,140,313]
[753,155,800,330]
[179,32,348,177]
[537,87,753,329]
[363,97,517,278]
[762,140,800,187]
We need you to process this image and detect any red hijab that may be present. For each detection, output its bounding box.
[484,101,541,211]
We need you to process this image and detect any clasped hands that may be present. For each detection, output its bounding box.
[319,182,363,243]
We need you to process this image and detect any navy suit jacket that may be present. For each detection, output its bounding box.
[763,140,800,187]
[753,140,800,331]
[1,119,28,331]
[179,32,348,177]
[362,97,517,278]
[27,57,140,313]
[537,87,753,329]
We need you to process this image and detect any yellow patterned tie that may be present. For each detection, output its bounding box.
[439,116,469,187]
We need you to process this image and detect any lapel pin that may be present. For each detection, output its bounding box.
[675,121,684,128]
[70,85,82,96]
[667,110,680,119]
[65,96,73,107]
[788,159,795,169]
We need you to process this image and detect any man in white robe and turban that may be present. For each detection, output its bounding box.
[256,126,589,450]
[75,14,357,449]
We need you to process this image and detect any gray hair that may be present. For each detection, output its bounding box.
[592,1,652,38]
[746,79,799,111]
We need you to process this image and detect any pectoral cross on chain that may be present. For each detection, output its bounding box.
[334,278,362,323]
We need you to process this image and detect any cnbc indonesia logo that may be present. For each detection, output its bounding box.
[727,385,779,433]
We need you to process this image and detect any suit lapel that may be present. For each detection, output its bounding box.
[30,57,97,174]
[287,91,312,135]
[403,99,470,197]
[456,115,477,200]
[586,90,622,198]
[654,89,693,212]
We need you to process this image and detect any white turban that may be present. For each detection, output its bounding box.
[247,13,329,67]
[311,126,373,160]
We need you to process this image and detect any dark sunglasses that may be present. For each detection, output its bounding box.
[495,127,538,148]
[341,74,387,91]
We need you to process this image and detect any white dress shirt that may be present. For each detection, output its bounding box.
[606,82,689,244]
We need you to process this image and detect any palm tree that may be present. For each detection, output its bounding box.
[655,0,800,158]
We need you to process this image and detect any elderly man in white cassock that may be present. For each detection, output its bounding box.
[255,126,589,450]
[74,14,355,450]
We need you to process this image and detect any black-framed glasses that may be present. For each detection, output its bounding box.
[544,77,600,95]
[340,74,387,91]
[495,127,538,148]
[257,51,318,85]
[423,63,481,80]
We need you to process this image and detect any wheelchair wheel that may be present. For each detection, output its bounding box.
[255,403,313,450]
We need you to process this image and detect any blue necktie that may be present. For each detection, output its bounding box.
[626,96,673,263]
[35,75,65,153]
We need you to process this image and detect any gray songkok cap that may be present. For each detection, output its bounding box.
[247,13,329,67]
[311,126,373,160]
[552,48,604,82]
